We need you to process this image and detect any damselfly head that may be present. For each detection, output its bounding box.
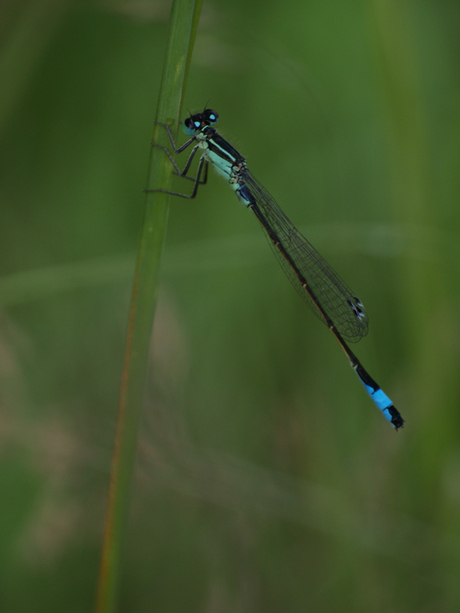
[183,109,219,135]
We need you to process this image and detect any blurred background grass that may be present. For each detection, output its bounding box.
[1,0,460,611]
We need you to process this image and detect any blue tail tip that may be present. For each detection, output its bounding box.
[387,405,405,431]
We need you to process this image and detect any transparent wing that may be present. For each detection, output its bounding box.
[243,169,369,343]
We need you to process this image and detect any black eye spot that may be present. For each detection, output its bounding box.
[204,109,219,124]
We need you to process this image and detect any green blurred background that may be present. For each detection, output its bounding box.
[1,0,460,611]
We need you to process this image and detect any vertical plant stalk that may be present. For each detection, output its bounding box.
[94,1,203,611]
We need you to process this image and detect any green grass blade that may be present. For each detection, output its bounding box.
[94,1,203,611]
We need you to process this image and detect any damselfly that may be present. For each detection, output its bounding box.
[149,109,404,430]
